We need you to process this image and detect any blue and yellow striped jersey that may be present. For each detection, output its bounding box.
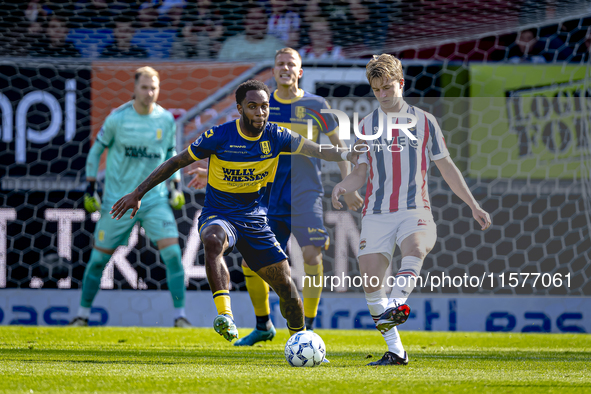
[189,119,303,216]
[267,89,338,216]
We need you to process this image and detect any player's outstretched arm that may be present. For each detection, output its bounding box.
[187,166,208,189]
[327,132,364,210]
[298,138,360,164]
[110,149,196,220]
[332,163,368,210]
[434,156,492,230]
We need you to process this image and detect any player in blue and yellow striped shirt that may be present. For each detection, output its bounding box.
[235,48,363,346]
[111,80,357,342]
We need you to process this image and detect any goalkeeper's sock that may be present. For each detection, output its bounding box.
[303,262,323,323]
[388,256,423,305]
[174,307,186,319]
[80,249,111,308]
[160,244,185,308]
[213,290,233,318]
[77,306,91,319]
[243,265,272,328]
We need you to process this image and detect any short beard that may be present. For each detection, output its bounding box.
[243,116,266,134]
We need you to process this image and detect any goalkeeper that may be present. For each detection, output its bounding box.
[70,66,190,327]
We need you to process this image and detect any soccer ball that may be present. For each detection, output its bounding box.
[284,331,326,367]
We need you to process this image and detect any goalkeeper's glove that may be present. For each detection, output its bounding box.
[83,181,101,213]
[168,181,185,210]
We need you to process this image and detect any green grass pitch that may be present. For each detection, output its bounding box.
[0,327,590,393]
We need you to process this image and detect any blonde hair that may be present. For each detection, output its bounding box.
[275,47,302,64]
[365,54,403,85]
[134,66,159,83]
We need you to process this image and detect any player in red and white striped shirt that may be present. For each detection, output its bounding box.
[357,101,449,215]
[333,54,491,366]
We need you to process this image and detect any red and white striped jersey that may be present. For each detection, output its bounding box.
[357,102,449,216]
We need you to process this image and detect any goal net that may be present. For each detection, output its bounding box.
[0,1,590,298]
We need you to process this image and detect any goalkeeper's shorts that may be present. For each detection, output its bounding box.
[94,203,179,249]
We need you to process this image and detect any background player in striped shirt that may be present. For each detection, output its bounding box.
[69,67,190,327]
[111,80,357,342]
[332,54,491,366]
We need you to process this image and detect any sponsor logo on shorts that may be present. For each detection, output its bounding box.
[206,215,217,221]
[359,239,366,250]
[163,220,175,228]
[418,219,428,226]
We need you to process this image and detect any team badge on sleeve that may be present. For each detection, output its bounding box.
[194,135,203,147]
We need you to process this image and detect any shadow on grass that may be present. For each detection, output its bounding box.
[2,347,590,367]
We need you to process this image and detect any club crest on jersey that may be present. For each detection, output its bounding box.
[296,106,306,119]
[260,141,271,155]
[359,239,367,250]
[156,128,162,140]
